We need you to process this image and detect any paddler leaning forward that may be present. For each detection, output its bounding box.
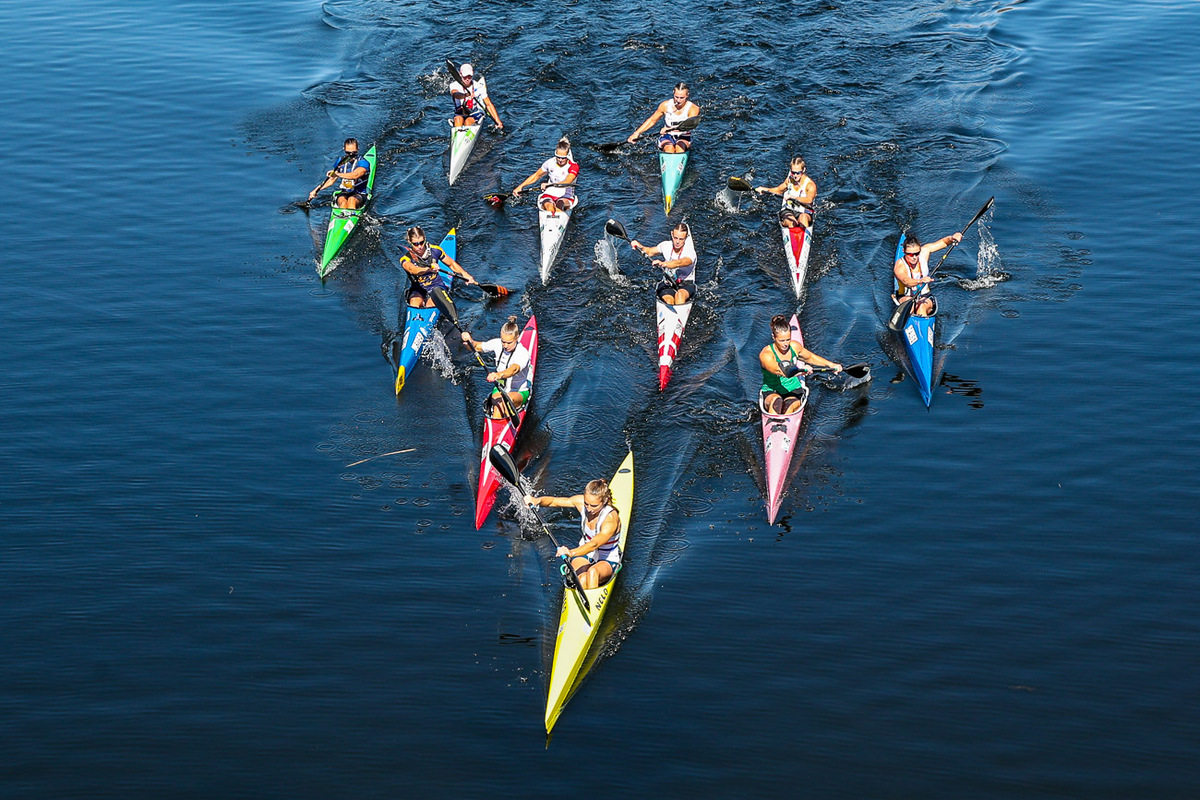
[399,225,477,308]
[460,315,532,420]
[893,230,963,318]
[759,314,842,415]
[525,479,622,590]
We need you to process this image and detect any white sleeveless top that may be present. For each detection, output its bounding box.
[664,99,697,129]
[579,504,621,561]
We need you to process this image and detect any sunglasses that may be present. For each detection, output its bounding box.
[555,156,569,162]
[904,251,920,258]
[790,169,805,175]
[411,239,427,246]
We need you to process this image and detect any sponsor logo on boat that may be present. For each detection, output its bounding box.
[906,327,919,345]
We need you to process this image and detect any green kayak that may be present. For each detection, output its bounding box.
[318,144,377,277]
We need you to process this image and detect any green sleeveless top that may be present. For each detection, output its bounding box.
[761,342,804,394]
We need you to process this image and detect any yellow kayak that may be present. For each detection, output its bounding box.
[544,450,634,733]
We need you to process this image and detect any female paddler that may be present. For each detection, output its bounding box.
[460,316,532,419]
[525,479,622,590]
[511,138,580,216]
[893,230,963,318]
[759,314,842,414]
[399,225,477,308]
[755,155,816,229]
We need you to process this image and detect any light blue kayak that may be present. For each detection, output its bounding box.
[395,229,456,395]
[894,233,936,406]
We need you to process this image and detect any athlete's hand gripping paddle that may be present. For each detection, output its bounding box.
[428,288,521,423]
[487,445,592,612]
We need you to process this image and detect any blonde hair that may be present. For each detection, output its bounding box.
[500,315,520,337]
[584,478,612,505]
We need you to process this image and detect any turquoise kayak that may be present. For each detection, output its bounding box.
[659,151,687,215]
[395,229,456,395]
[319,144,377,277]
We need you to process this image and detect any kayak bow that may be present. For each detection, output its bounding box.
[782,223,812,298]
[659,151,687,216]
[474,316,539,528]
[395,229,457,395]
[656,298,693,391]
[319,144,377,276]
[544,449,634,733]
[448,123,481,186]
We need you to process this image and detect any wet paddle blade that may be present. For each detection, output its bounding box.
[888,296,916,332]
[604,219,630,240]
[488,443,521,488]
[727,177,753,192]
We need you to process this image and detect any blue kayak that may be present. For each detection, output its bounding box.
[395,229,456,395]
[894,233,936,407]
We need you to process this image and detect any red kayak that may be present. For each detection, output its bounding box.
[474,316,539,529]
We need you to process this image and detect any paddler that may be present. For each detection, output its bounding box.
[759,314,842,415]
[754,156,816,229]
[893,231,963,317]
[460,316,532,419]
[308,138,371,209]
[399,225,478,309]
[524,479,622,590]
[631,222,697,306]
[449,62,504,130]
[510,138,579,216]
[627,82,700,153]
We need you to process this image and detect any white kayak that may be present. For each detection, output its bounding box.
[782,223,812,298]
[448,122,481,185]
[538,203,574,284]
[656,298,693,390]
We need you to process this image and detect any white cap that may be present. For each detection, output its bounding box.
[460,63,474,77]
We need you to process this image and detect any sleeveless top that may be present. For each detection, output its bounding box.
[480,339,532,392]
[895,251,932,298]
[761,342,805,395]
[579,504,621,561]
[332,154,371,195]
[664,99,697,130]
[782,174,815,212]
[450,75,489,113]
[655,235,697,283]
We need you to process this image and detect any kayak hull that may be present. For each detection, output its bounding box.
[782,223,811,298]
[761,314,808,524]
[474,317,539,529]
[448,123,480,186]
[894,234,936,406]
[319,144,377,276]
[659,151,687,216]
[395,230,456,395]
[544,450,635,733]
[538,203,574,284]
[656,299,693,391]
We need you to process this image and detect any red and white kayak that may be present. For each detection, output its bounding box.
[656,298,693,390]
[474,316,539,529]
[760,314,809,524]
[782,223,812,298]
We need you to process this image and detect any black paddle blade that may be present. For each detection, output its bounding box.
[604,218,630,240]
[597,141,624,153]
[445,58,465,86]
[727,177,753,192]
[966,196,996,231]
[887,296,918,332]
[488,444,521,488]
[672,115,701,132]
[430,286,460,328]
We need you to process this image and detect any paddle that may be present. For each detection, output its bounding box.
[428,287,522,421]
[811,363,872,390]
[887,196,995,332]
[487,444,592,612]
[446,58,502,131]
[599,114,700,152]
[726,176,754,192]
[431,265,511,298]
[306,152,355,206]
[604,219,633,241]
[482,182,577,208]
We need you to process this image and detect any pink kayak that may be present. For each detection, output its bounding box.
[474,316,539,529]
[656,298,693,390]
[760,314,810,524]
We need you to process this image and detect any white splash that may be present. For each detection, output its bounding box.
[958,220,1010,291]
[594,237,630,286]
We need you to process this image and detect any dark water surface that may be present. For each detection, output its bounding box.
[3,0,1199,796]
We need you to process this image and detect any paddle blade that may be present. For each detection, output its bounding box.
[445,58,465,87]
[488,443,521,488]
[727,177,753,192]
[887,297,916,332]
[482,193,506,208]
[429,286,460,328]
[604,218,630,240]
[965,196,995,232]
[597,141,624,153]
[478,282,510,298]
[673,115,700,132]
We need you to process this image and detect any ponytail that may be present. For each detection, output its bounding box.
[500,315,520,337]
[584,479,612,506]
